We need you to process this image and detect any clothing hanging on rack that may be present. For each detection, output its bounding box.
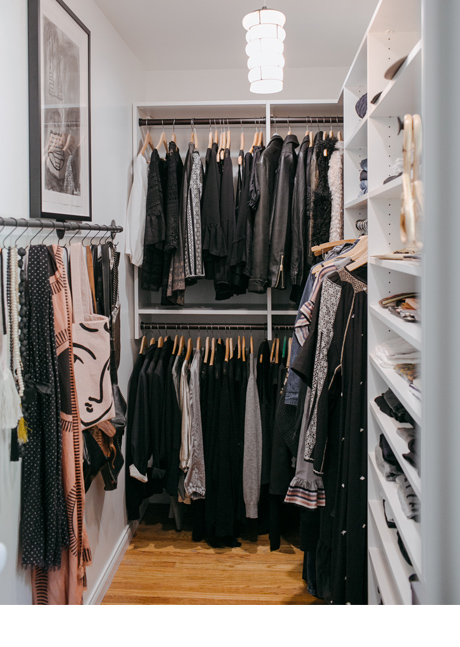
[0,221,124,605]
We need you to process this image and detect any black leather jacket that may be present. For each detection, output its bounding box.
[248,135,283,293]
[268,134,299,289]
[289,134,310,294]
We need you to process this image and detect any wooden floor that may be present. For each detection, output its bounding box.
[103,504,324,605]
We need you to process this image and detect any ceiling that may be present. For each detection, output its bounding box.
[93,0,379,72]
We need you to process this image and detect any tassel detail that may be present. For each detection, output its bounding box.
[17,415,28,444]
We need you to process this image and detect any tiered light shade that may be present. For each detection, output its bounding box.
[242,7,286,94]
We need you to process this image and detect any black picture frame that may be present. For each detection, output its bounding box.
[28,0,92,222]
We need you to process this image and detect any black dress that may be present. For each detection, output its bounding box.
[201,142,225,279]
[21,246,68,569]
[231,152,253,294]
[125,352,146,521]
[214,149,235,300]
[141,149,166,291]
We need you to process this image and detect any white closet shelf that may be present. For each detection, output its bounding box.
[344,113,368,150]
[369,452,422,579]
[345,194,368,210]
[367,175,403,200]
[272,310,297,316]
[370,41,422,119]
[369,500,415,605]
[369,354,421,425]
[370,304,421,350]
[368,547,399,605]
[138,308,269,316]
[370,400,421,499]
[369,256,421,277]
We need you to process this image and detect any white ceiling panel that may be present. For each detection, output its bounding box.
[93,0,379,71]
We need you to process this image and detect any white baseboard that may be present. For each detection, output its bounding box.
[85,521,138,606]
[85,500,150,605]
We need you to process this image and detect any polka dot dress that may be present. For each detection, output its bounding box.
[20,245,69,570]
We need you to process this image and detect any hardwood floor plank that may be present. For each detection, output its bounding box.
[102,504,324,605]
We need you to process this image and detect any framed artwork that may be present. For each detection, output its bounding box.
[28,0,92,221]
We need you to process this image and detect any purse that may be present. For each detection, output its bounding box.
[70,243,115,430]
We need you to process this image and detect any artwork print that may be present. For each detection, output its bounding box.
[29,0,91,221]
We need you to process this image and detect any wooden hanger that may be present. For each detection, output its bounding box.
[229,337,234,360]
[140,335,148,355]
[149,337,156,346]
[158,336,164,348]
[156,130,168,154]
[275,337,280,364]
[226,124,231,151]
[172,334,178,355]
[220,130,227,161]
[208,128,213,149]
[237,336,241,359]
[337,130,343,141]
[347,247,368,271]
[257,129,263,147]
[171,121,177,145]
[178,335,185,356]
[312,236,368,275]
[140,130,154,157]
[242,336,246,361]
[250,126,258,154]
[204,336,210,363]
[196,336,202,351]
[238,131,244,166]
[250,336,254,355]
[210,337,216,366]
[213,124,219,145]
[185,337,193,362]
[270,337,277,362]
[224,337,230,362]
[311,238,356,257]
[287,337,292,369]
[309,130,314,147]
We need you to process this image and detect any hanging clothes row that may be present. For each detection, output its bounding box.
[0,232,125,606]
[126,327,301,550]
[280,237,368,604]
[125,123,344,305]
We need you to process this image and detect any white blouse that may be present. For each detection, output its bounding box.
[125,154,149,267]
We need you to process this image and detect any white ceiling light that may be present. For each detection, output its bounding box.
[242,6,286,94]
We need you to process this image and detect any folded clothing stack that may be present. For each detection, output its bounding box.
[396,474,420,521]
[375,434,403,481]
[397,426,420,474]
[374,337,420,369]
[375,388,415,425]
[379,292,420,323]
[358,158,368,195]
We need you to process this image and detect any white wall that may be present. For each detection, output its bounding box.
[0,0,145,605]
[145,66,347,103]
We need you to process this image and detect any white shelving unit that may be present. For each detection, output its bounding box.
[343,0,422,604]
[131,99,342,339]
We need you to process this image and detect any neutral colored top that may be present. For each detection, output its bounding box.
[243,353,263,518]
[184,349,206,499]
[125,154,149,266]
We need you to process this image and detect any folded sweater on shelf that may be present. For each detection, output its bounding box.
[374,337,420,368]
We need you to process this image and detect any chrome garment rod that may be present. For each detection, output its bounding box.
[0,217,123,240]
[140,322,293,331]
[139,116,343,127]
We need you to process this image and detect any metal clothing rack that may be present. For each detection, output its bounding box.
[140,322,293,332]
[138,116,343,127]
[0,217,123,240]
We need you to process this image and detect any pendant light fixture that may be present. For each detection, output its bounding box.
[243,5,286,94]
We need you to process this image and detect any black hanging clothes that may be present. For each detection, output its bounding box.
[125,352,147,521]
[141,149,166,291]
[214,149,235,301]
[163,349,184,499]
[230,152,253,294]
[290,134,310,304]
[166,143,186,306]
[232,351,248,525]
[21,245,69,570]
[268,133,299,291]
[248,135,283,294]
[306,131,323,270]
[201,142,226,280]
[149,338,174,481]
[310,136,338,252]
[162,141,183,305]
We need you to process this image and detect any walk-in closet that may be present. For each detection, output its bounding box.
[1,0,460,622]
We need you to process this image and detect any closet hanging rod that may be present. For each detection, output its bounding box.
[0,217,123,240]
[140,322,293,332]
[138,116,343,127]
